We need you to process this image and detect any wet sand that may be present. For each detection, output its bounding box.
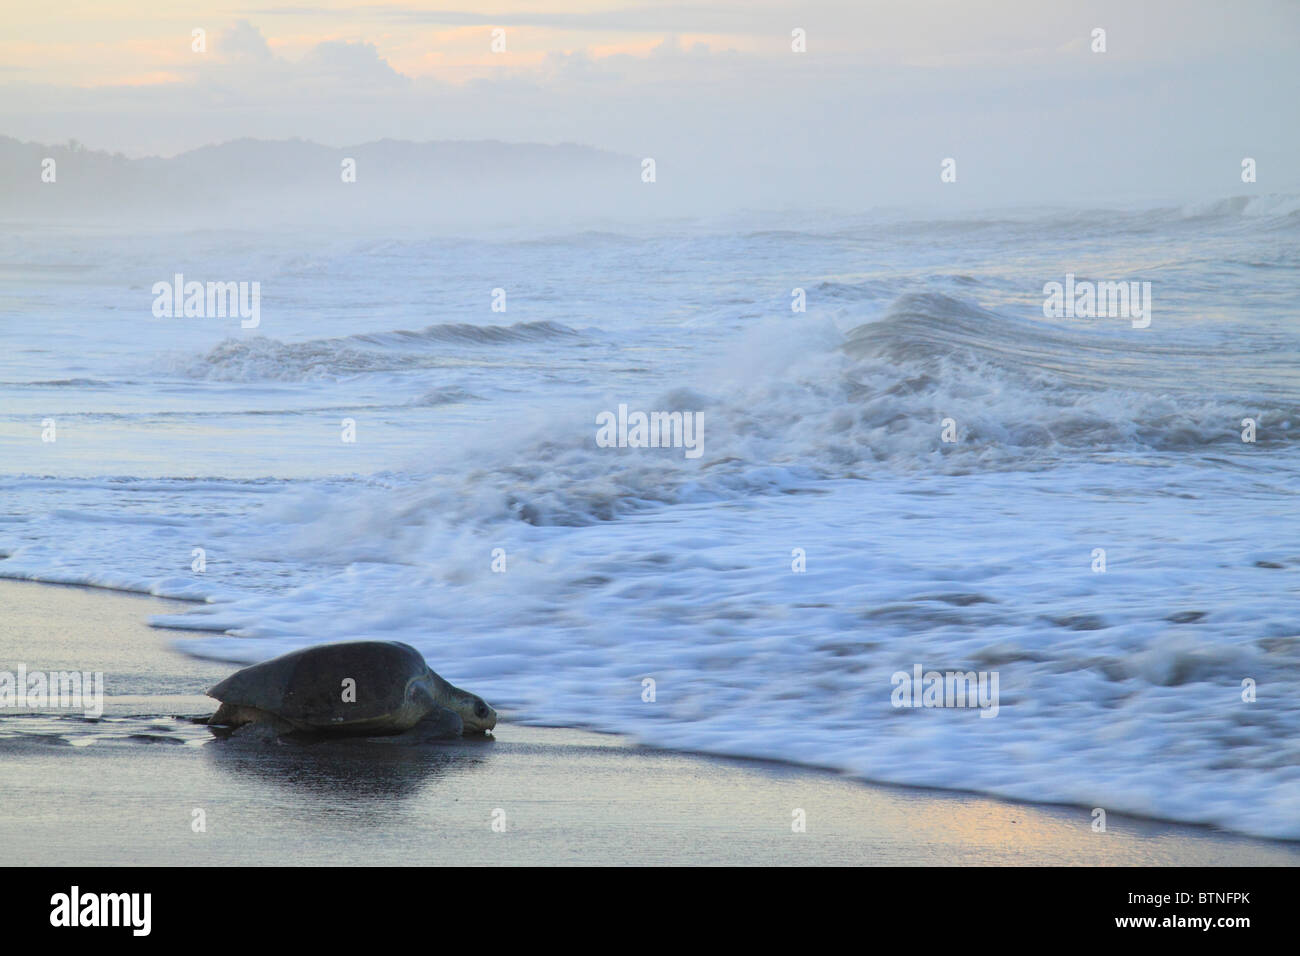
[1,579,1297,866]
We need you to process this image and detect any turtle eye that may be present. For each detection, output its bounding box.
[475,702,489,718]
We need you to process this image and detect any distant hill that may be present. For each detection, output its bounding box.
[0,136,658,227]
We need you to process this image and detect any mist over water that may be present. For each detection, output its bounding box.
[1,195,1298,837]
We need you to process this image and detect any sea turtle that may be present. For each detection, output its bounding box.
[206,640,497,738]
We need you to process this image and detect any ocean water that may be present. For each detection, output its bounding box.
[2,198,1298,838]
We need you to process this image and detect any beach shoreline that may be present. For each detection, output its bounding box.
[1,578,1297,866]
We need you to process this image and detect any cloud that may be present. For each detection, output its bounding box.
[240,4,791,35]
[219,20,275,61]
[648,35,712,58]
[297,40,410,87]
[193,22,411,95]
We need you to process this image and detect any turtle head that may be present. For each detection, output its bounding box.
[449,687,497,734]
[428,671,496,734]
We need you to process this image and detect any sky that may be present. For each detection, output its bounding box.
[1,1,1298,208]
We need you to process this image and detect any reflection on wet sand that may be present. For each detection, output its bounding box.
[202,730,497,803]
[0,711,498,806]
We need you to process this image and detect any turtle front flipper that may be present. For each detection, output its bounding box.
[410,704,463,740]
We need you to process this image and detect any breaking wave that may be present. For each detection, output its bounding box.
[162,320,582,381]
[256,292,1297,535]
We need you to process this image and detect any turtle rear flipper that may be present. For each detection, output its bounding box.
[208,702,297,736]
[207,702,242,727]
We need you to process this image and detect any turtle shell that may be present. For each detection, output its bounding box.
[207,640,433,731]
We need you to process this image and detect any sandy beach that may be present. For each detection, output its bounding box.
[0,579,1296,866]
